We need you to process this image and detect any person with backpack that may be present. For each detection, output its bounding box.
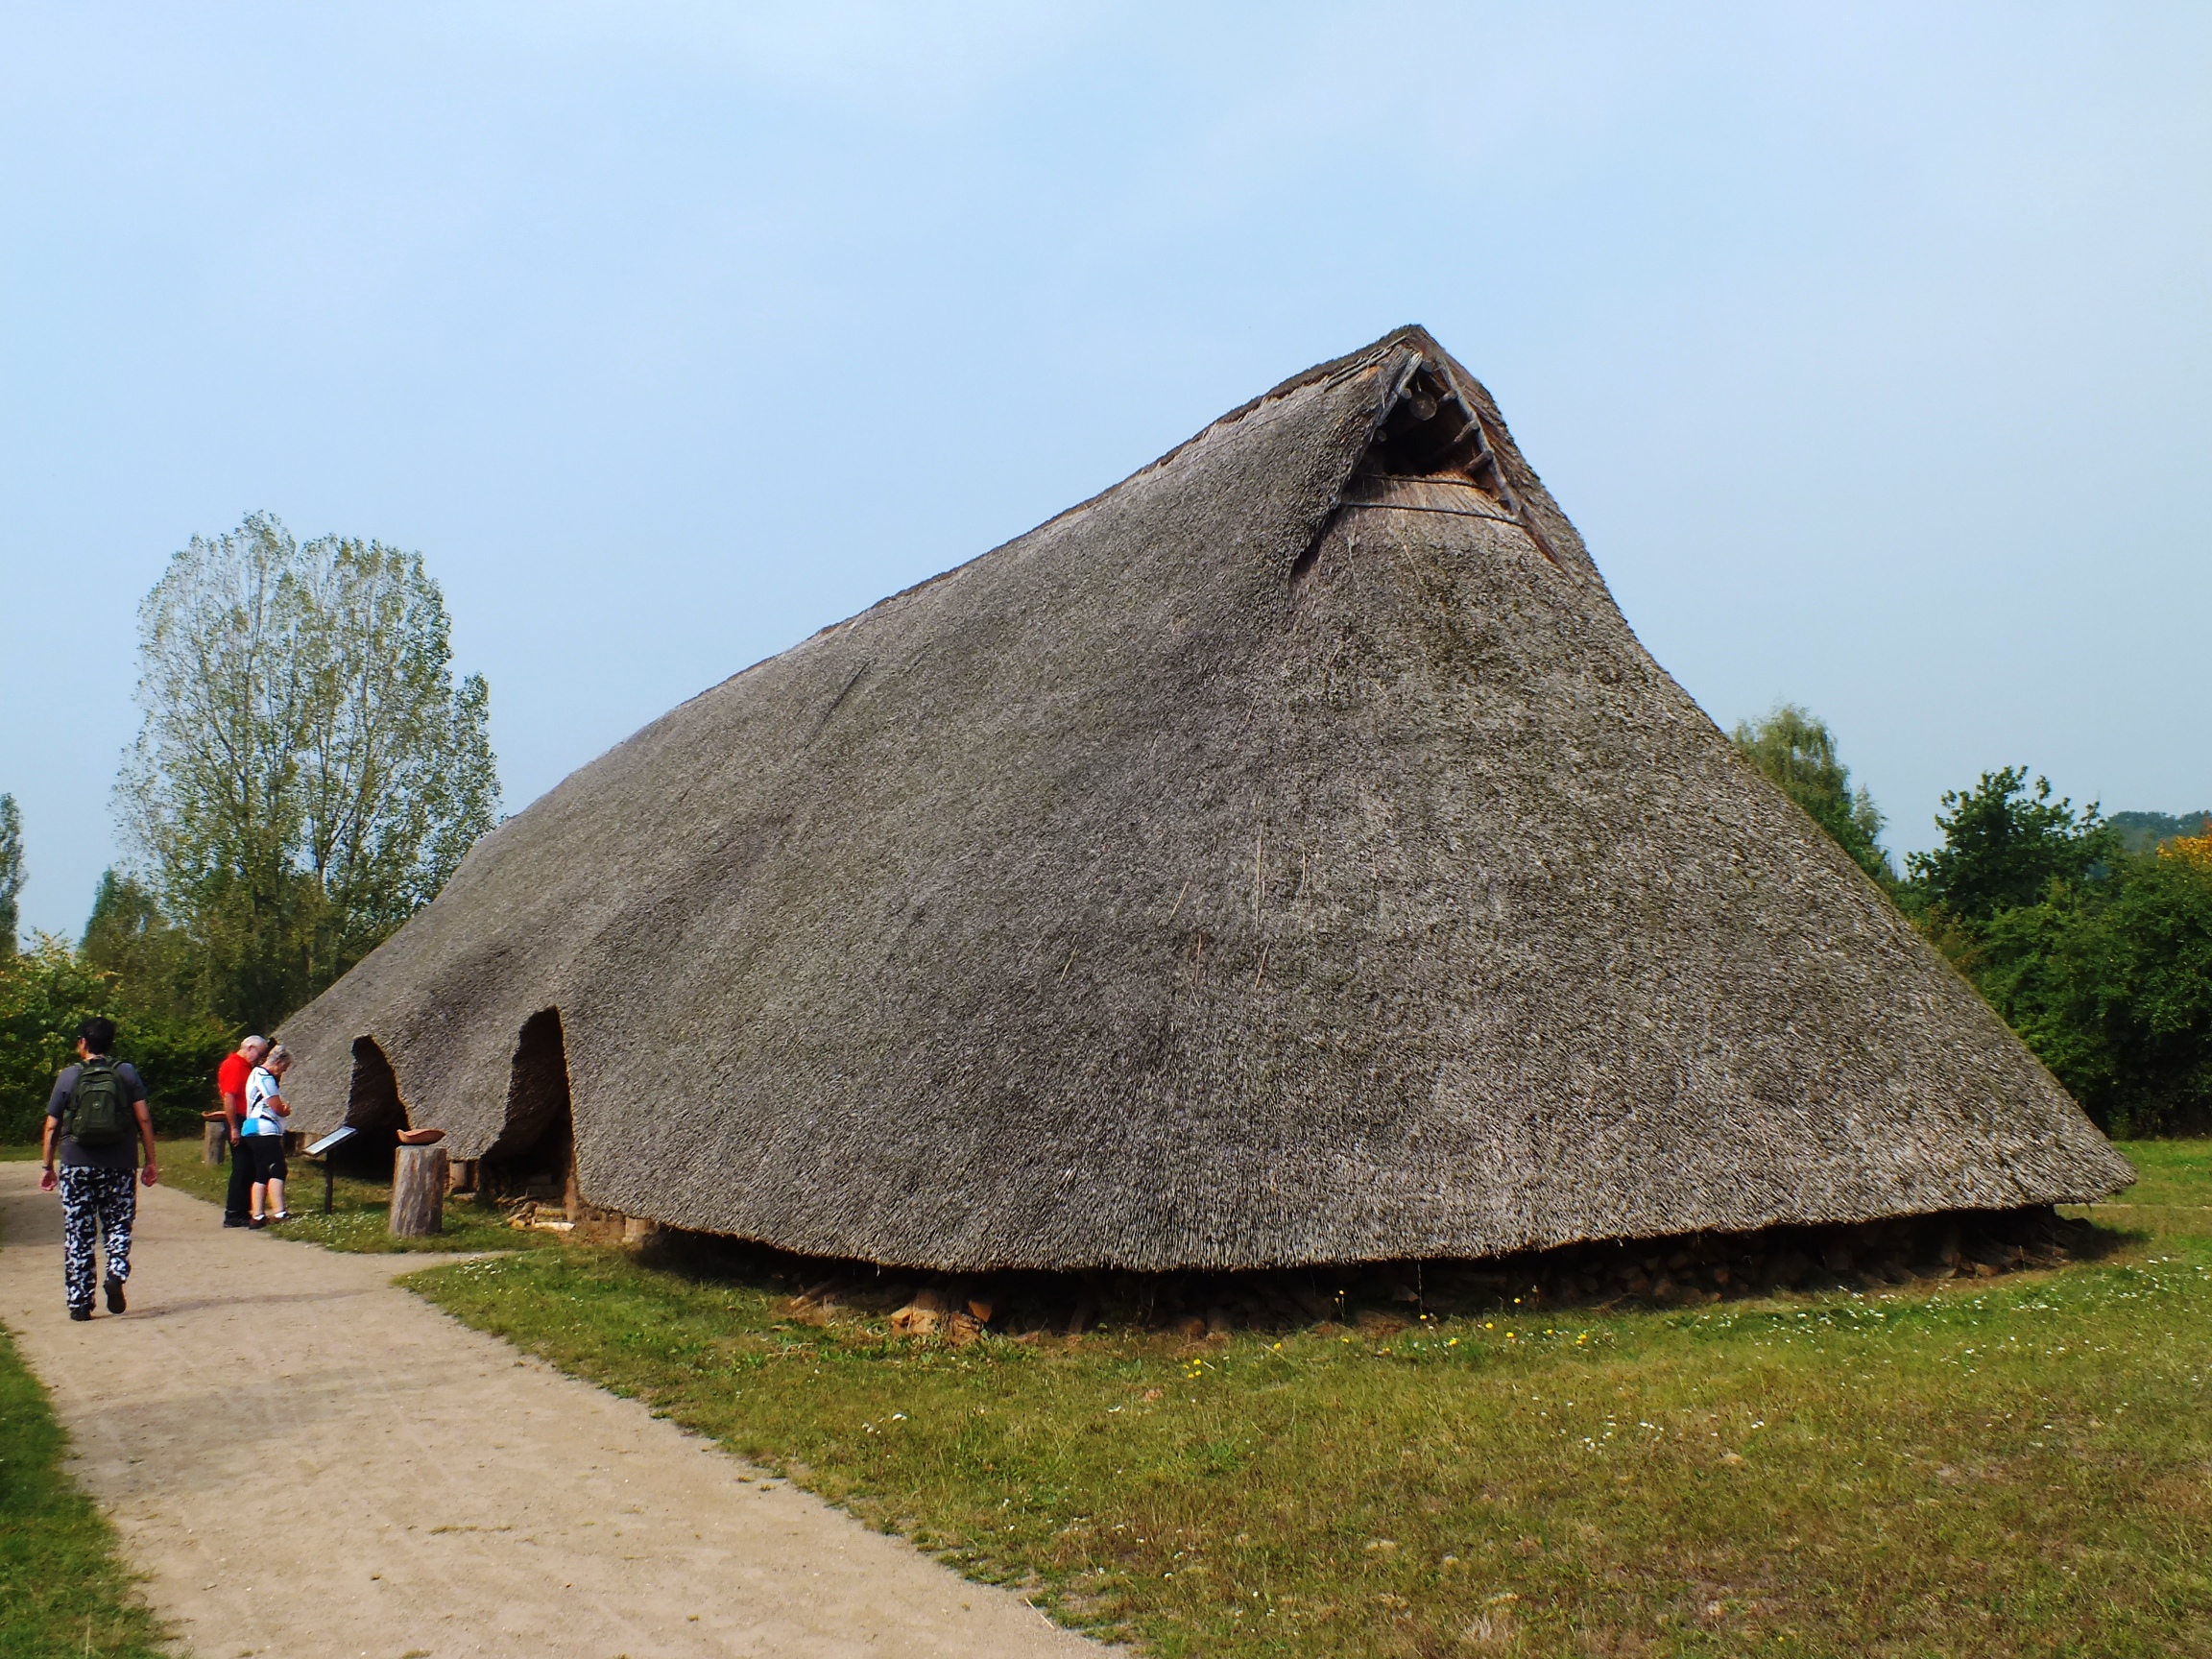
[38,1016,159,1321]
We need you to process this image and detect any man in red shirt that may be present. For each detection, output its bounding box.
[217,1036,268,1229]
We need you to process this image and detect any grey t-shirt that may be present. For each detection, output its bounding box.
[47,1060,148,1172]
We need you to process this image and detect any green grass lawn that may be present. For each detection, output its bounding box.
[152,1135,555,1255]
[140,1137,2212,1656]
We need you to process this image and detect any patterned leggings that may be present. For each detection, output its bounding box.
[60,1166,136,1312]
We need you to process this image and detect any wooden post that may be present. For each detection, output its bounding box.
[390,1145,448,1238]
[202,1119,228,1166]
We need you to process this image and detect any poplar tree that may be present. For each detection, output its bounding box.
[118,514,500,1030]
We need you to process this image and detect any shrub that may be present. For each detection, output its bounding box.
[1974,844,2212,1137]
[0,937,232,1142]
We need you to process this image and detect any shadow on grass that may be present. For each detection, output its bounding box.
[2065,1218,2149,1261]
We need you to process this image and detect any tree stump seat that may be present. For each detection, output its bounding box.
[390,1145,447,1238]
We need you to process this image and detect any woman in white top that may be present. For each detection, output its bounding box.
[243,1045,293,1226]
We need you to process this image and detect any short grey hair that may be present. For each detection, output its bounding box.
[243,1035,270,1053]
[265,1045,291,1068]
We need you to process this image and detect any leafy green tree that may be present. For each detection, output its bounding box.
[288,540,501,951]
[0,793,21,954]
[81,869,194,1018]
[1972,840,2212,1136]
[0,935,232,1142]
[118,513,500,1032]
[1731,705,1892,884]
[0,939,100,1140]
[1904,767,2121,926]
[1902,773,2210,1137]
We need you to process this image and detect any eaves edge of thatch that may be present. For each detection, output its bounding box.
[627,1177,2139,1277]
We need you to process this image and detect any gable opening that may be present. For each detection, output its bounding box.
[1326,357,1563,570]
[1362,364,1511,496]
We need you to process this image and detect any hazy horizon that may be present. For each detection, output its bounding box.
[5,4,2207,939]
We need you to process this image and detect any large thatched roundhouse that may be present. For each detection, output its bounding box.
[279,326,2131,1269]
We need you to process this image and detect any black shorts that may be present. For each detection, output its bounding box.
[243,1136,288,1184]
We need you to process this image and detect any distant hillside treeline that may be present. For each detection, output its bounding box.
[2109,810,2212,854]
[1735,708,2211,1138]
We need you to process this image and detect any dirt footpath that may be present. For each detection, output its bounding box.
[0,1165,1108,1658]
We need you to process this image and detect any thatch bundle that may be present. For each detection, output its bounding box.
[278,325,2131,1269]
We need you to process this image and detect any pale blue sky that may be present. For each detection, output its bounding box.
[4,4,2207,938]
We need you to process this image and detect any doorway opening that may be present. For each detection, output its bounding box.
[333,1035,408,1180]
[478,1008,576,1218]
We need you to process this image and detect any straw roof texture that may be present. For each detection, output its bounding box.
[277,326,2132,1269]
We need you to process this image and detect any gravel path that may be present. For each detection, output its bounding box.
[0,1165,1107,1658]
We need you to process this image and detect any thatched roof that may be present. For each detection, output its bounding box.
[278,325,2132,1269]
